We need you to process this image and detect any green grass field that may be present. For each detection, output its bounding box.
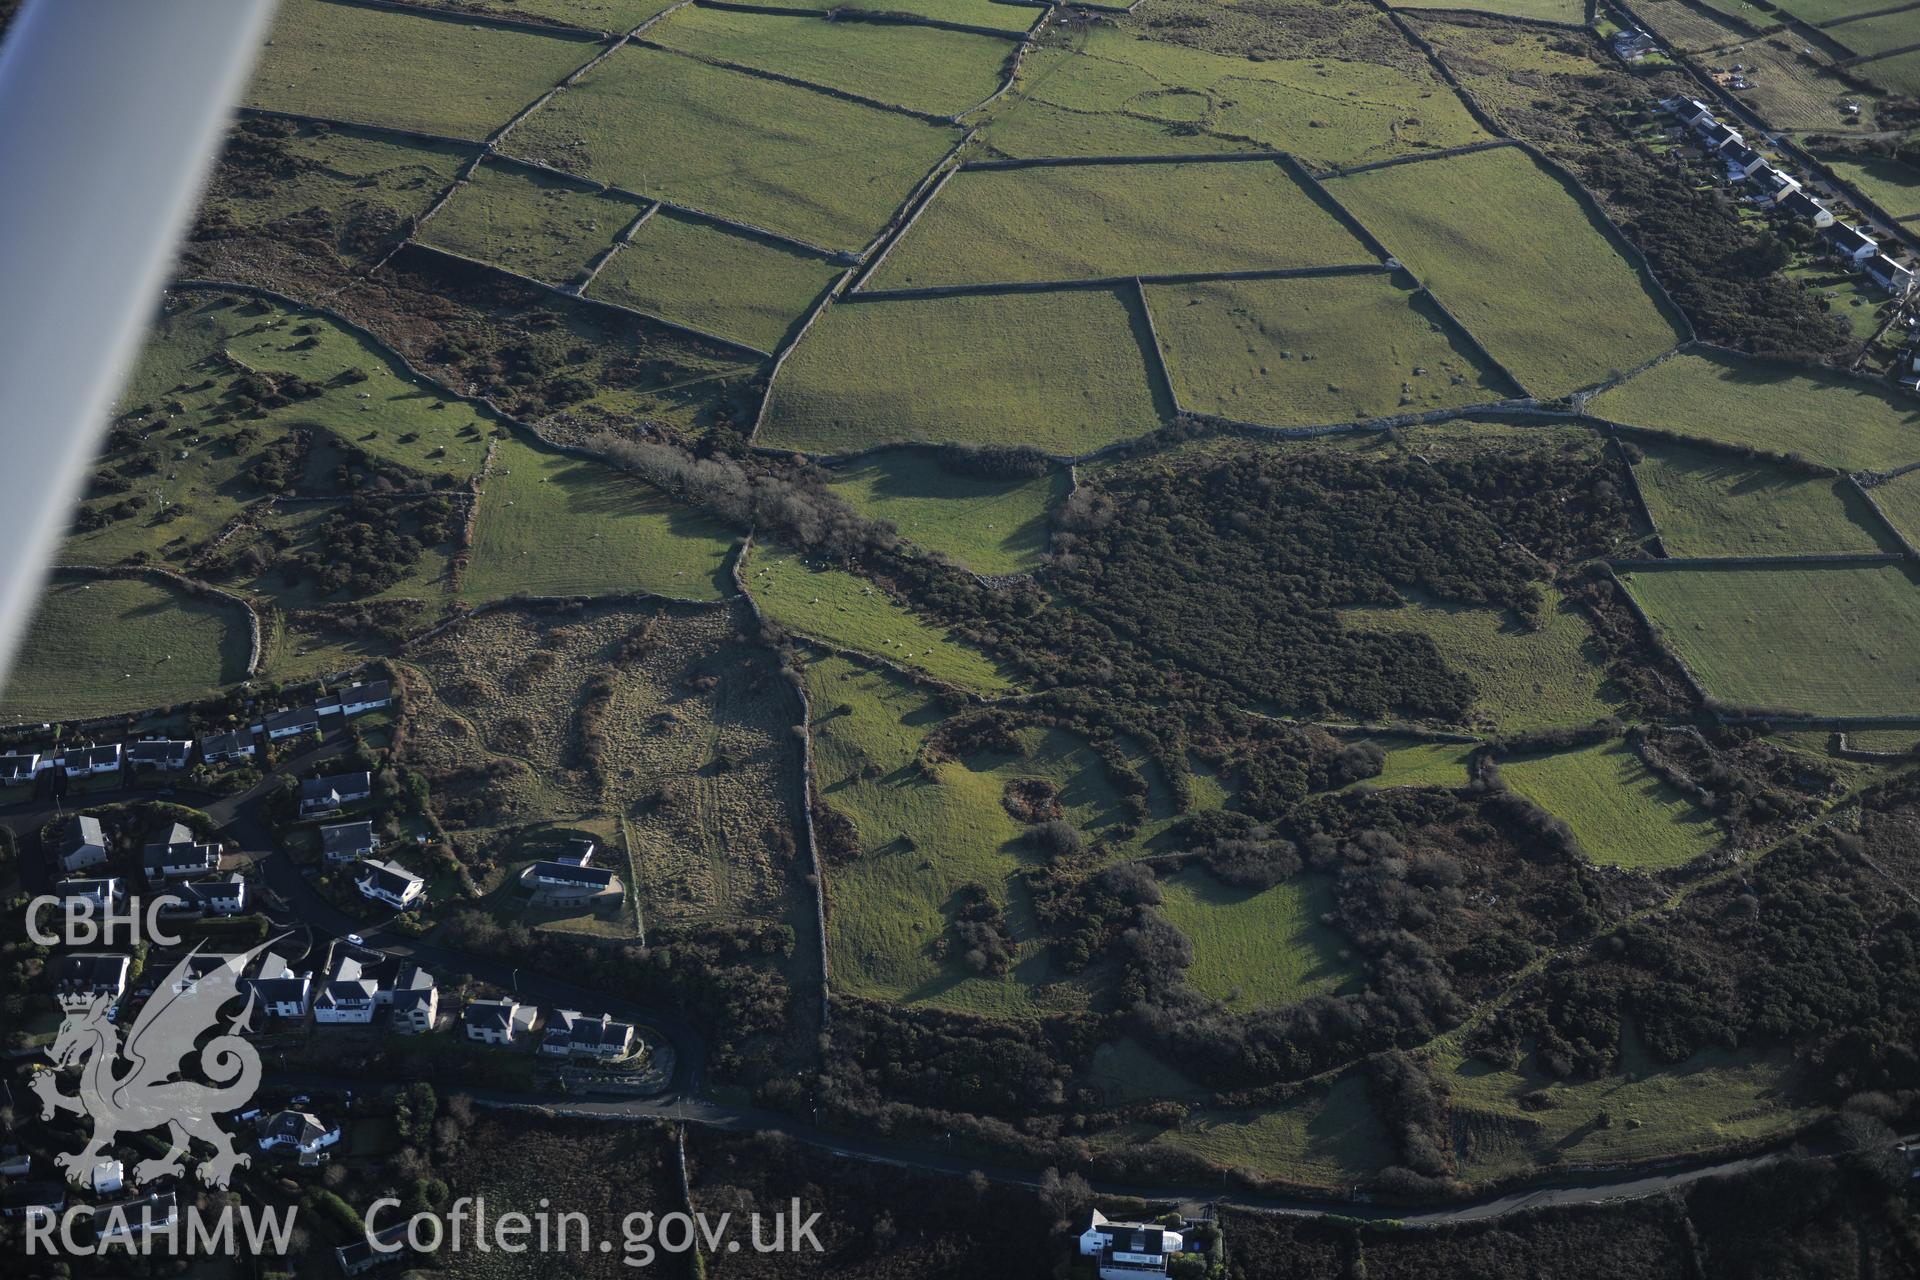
[1156,869,1356,1010]
[587,210,843,352]
[1100,1073,1392,1187]
[1593,350,1920,472]
[1326,146,1685,398]
[744,0,1043,32]
[504,44,962,250]
[1086,1038,1208,1104]
[1819,152,1920,221]
[418,160,641,286]
[746,547,1017,692]
[1146,272,1516,427]
[1439,1033,1807,1184]
[1623,563,1920,716]
[1632,444,1898,556]
[980,25,1490,171]
[826,449,1066,575]
[460,434,735,602]
[0,578,252,721]
[648,5,1016,117]
[1825,10,1920,57]
[759,288,1172,455]
[868,161,1375,289]
[1500,740,1723,869]
[1341,587,1621,733]
[1768,0,1900,18]
[806,655,1120,1016]
[1391,0,1586,18]
[1867,469,1920,550]
[1348,739,1478,790]
[245,0,597,138]
[1857,48,1920,95]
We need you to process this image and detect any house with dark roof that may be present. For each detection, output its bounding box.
[167,872,248,916]
[1748,165,1801,205]
[200,729,255,764]
[60,743,122,777]
[263,706,322,741]
[1663,96,1713,127]
[0,751,43,783]
[336,1222,413,1275]
[321,819,378,863]
[354,858,424,910]
[1721,141,1766,181]
[246,958,314,1018]
[318,680,392,719]
[53,876,124,912]
[257,1109,341,1156]
[1827,223,1880,264]
[314,956,381,1024]
[1079,1210,1185,1279]
[142,824,220,881]
[302,771,372,817]
[60,814,108,873]
[1868,253,1916,295]
[1611,27,1657,61]
[1698,120,1744,153]
[126,738,193,771]
[1,1181,67,1222]
[527,859,617,894]
[1779,189,1834,228]
[91,1191,178,1246]
[55,953,130,1011]
[390,962,439,1034]
[463,997,533,1045]
[564,1012,635,1060]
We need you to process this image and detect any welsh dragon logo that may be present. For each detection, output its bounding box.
[32,940,279,1190]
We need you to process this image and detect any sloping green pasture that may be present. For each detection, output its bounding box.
[419,160,641,286]
[826,450,1065,575]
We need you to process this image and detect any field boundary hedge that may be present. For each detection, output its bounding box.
[749,264,860,440]
[326,0,611,38]
[1847,475,1920,562]
[1322,138,1515,178]
[1389,3,1591,33]
[732,537,832,1030]
[1597,563,1715,709]
[1132,277,1181,417]
[575,200,661,297]
[630,35,964,125]
[1610,552,1908,569]
[235,105,483,151]
[1373,0,1514,141]
[695,0,1043,39]
[1408,282,1531,399]
[848,166,957,293]
[848,261,1395,302]
[1610,434,1669,558]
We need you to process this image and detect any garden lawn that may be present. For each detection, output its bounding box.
[0,578,251,721]
[1819,152,1920,221]
[981,26,1490,170]
[1325,146,1685,397]
[1145,272,1516,426]
[1500,740,1723,869]
[867,160,1375,289]
[587,210,843,352]
[759,288,1171,454]
[648,5,1016,117]
[827,449,1065,575]
[1631,443,1898,555]
[1593,350,1920,472]
[746,547,1016,693]
[459,434,735,602]
[1156,869,1356,1010]
[806,655,1117,1017]
[503,44,963,251]
[1623,563,1920,716]
[245,0,597,138]
[1340,587,1620,732]
[418,160,642,287]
